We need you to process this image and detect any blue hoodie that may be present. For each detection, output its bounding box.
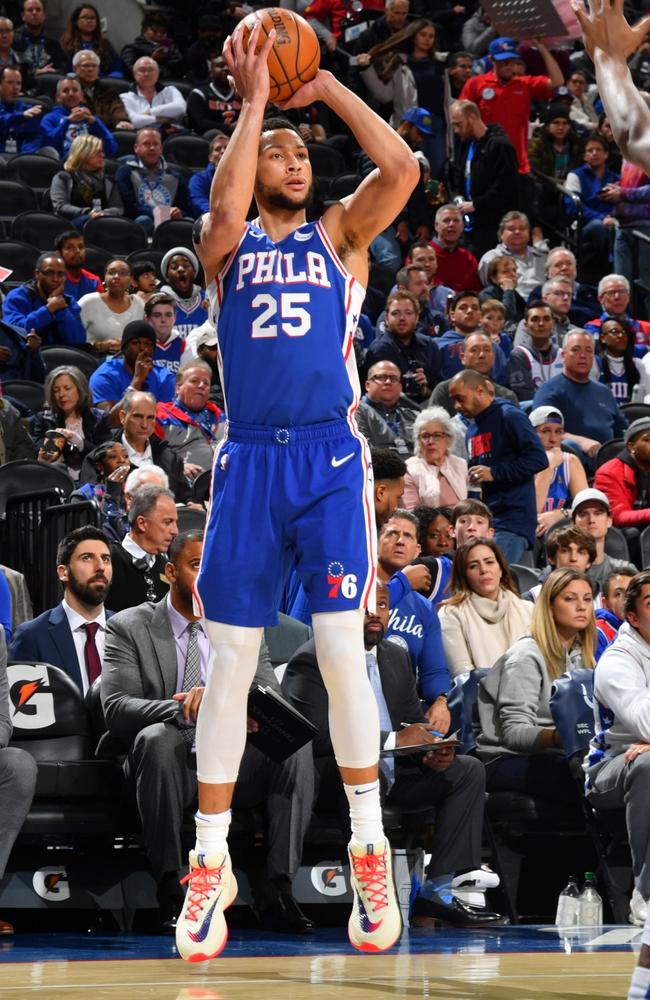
[3,282,85,346]
[40,104,117,159]
[467,396,548,545]
[0,99,44,153]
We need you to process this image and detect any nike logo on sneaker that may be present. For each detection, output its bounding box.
[331,453,354,468]
[187,896,220,943]
[358,897,382,933]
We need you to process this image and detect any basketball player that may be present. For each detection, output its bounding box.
[174,22,419,961]
[565,11,650,997]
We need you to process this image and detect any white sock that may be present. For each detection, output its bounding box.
[194,809,231,857]
[344,781,384,847]
[629,966,650,999]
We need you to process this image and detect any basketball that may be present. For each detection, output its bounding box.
[240,7,321,105]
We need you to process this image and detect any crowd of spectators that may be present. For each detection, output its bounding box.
[4,0,650,939]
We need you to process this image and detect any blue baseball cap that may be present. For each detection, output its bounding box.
[488,37,520,61]
[401,107,433,135]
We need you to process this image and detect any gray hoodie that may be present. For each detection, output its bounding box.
[585,621,650,780]
[477,634,584,758]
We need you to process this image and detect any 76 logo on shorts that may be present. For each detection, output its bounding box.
[327,562,358,600]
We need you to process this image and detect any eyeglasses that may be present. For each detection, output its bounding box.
[370,374,400,383]
[419,432,448,443]
[602,288,627,296]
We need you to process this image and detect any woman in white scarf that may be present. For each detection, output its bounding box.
[439,537,533,676]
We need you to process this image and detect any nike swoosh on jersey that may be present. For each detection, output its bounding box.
[331,453,354,468]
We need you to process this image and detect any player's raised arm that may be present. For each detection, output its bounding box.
[572,0,650,171]
[280,70,419,250]
[194,24,275,281]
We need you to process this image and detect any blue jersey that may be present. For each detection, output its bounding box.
[384,589,450,705]
[153,332,185,374]
[207,220,366,427]
[545,454,571,511]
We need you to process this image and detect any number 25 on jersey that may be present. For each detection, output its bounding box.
[251,292,311,339]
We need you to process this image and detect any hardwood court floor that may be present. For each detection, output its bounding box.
[0,926,639,1000]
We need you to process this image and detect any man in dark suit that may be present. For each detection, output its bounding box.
[107,483,177,613]
[0,625,37,935]
[282,581,502,927]
[9,526,113,694]
[100,529,314,934]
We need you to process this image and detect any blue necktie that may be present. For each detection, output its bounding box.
[366,651,395,793]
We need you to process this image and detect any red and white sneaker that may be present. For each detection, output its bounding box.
[347,838,402,953]
[175,851,238,962]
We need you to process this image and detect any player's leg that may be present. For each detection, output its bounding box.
[312,609,402,952]
[176,437,281,961]
[628,912,650,999]
[175,622,263,962]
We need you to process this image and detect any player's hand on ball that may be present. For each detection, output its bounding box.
[274,69,330,109]
[225,21,275,105]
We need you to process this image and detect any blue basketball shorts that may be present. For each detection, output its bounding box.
[194,417,377,627]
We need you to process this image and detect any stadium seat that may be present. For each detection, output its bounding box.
[620,402,650,423]
[163,134,210,171]
[595,438,624,468]
[126,248,164,275]
[103,157,121,178]
[329,173,358,199]
[264,613,311,671]
[82,244,113,279]
[41,345,99,380]
[0,240,40,288]
[152,218,196,254]
[509,564,540,594]
[31,71,64,101]
[0,181,38,236]
[1,379,45,414]
[176,505,206,532]
[190,468,210,504]
[6,154,62,207]
[11,210,69,249]
[305,143,346,178]
[109,129,137,157]
[603,525,631,562]
[20,94,52,112]
[0,461,72,516]
[549,670,631,923]
[99,76,131,94]
[8,662,124,838]
[83,216,147,254]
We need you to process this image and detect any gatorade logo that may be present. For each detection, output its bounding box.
[33,867,70,901]
[8,664,55,730]
[310,864,347,897]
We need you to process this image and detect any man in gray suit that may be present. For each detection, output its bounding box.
[100,530,314,934]
[0,626,37,935]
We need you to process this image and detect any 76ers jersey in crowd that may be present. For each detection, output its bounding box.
[207,219,366,426]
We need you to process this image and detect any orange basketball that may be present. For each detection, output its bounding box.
[240,7,321,105]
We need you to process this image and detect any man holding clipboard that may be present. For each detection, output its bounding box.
[282,581,503,927]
